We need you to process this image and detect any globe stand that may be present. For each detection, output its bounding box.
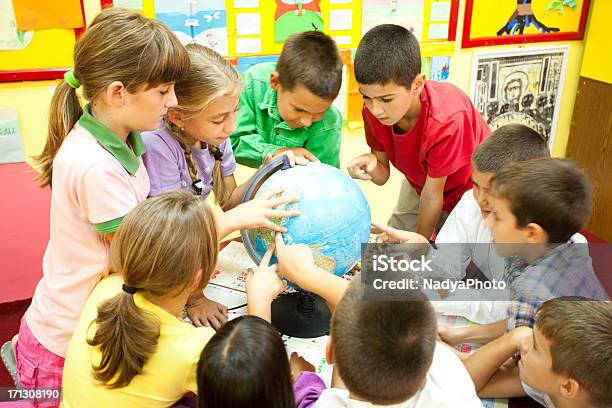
[271,290,331,338]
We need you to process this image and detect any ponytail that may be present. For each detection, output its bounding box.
[35,80,82,188]
[87,191,218,388]
[87,291,159,388]
[209,144,231,209]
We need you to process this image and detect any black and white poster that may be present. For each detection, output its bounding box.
[470,46,569,150]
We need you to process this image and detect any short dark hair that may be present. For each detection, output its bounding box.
[473,124,549,173]
[197,315,294,408]
[331,278,437,404]
[490,158,592,243]
[276,30,343,100]
[354,24,421,88]
[536,298,612,408]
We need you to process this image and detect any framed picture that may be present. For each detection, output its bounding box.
[470,46,569,150]
[462,0,590,48]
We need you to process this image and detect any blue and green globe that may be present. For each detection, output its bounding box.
[242,162,371,278]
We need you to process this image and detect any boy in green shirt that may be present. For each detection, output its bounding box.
[230,31,343,168]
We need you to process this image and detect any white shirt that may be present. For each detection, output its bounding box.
[522,382,555,408]
[313,343,482,408]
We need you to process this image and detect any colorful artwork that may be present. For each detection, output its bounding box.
[470,46,569,149]
[429,56,450,82]
[462,0,590,47]
[274,0,322,43]
[155,0,228,56]
[0,0,33,51]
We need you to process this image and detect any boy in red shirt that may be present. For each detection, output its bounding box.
[347,24,489,239]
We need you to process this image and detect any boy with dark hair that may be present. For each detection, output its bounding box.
[275,234,482,407]
[463,298,612,408]
[373,124,551,324]
[440,158,607,345]
[347,24,489,239]
[230,31,343,168]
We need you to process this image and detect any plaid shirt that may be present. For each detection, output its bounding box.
[503,241,608,331]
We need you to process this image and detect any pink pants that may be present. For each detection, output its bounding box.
[13,317,64,407]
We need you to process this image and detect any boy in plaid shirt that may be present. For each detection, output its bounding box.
[439,158,608,346]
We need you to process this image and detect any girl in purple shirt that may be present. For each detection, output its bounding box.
[143,44,290,331]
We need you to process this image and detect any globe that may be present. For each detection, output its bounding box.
[242,161,371,279]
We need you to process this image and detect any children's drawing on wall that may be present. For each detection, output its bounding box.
[274,0,323,43]
[429,56,450,82]
[0,0,33,50]
[471,47,568,149]
[497,0,562,35]
[362,0,424,41]
[155,0,228,56]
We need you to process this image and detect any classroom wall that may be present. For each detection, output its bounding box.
[0,0,589,166]
[579,0,611,84]
[448,0,585,158]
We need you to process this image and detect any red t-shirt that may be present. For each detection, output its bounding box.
[364,81,490,211]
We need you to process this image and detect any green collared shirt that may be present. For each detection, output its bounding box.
[230,62,342,168]
[78,104,146,233]
[78,104,146,176]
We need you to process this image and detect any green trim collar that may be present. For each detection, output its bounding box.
[78,104,146,175]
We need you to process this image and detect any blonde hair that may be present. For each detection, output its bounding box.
[35,7,189,188]
[165,43,240,209]
[87,190,218,388]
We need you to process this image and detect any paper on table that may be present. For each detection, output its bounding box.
[234,0,259,7]
[235,12,261,35]
[329,9,352,31]
[13,0,83,30]
[0,0,33,50]
[428,23,448,39]
[430,1,451,22]
[236,37,261,54]
[284,336,334,387]
[0,108,25,164]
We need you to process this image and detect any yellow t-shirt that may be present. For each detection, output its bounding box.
[61,275,214,407]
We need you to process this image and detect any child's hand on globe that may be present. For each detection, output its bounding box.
[274,232,319,288]
[245,243,287,322]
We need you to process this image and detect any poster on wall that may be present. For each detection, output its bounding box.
[470,46,569,149]
[154,0,228,56]
[274,0,323,43]
[0,107,25,164]
[462,0,590,47]
[0,0,33,51]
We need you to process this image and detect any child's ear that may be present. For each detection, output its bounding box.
[269,71,281,92]
[411,74,426,95]
[559,378,581,399]
[167,110,185,129]
[325,335,335,364]
[106,81,126,107]
[525,223,549,244]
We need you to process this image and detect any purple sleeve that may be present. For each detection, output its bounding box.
[293,372,326,408]
[220,138,237,177]
[142,131,184,196]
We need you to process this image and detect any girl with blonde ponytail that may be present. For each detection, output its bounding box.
[15,7,189,397]
[143,44,302,329]
[61,191,287,407]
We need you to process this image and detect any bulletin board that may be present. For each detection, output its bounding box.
[110,0,459,57]
[0,0,88,82]
[462,0,591,48]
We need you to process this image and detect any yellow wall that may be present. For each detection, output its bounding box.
[0,0,592,167]
[449,0,584,158]
[580,0,611,84]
